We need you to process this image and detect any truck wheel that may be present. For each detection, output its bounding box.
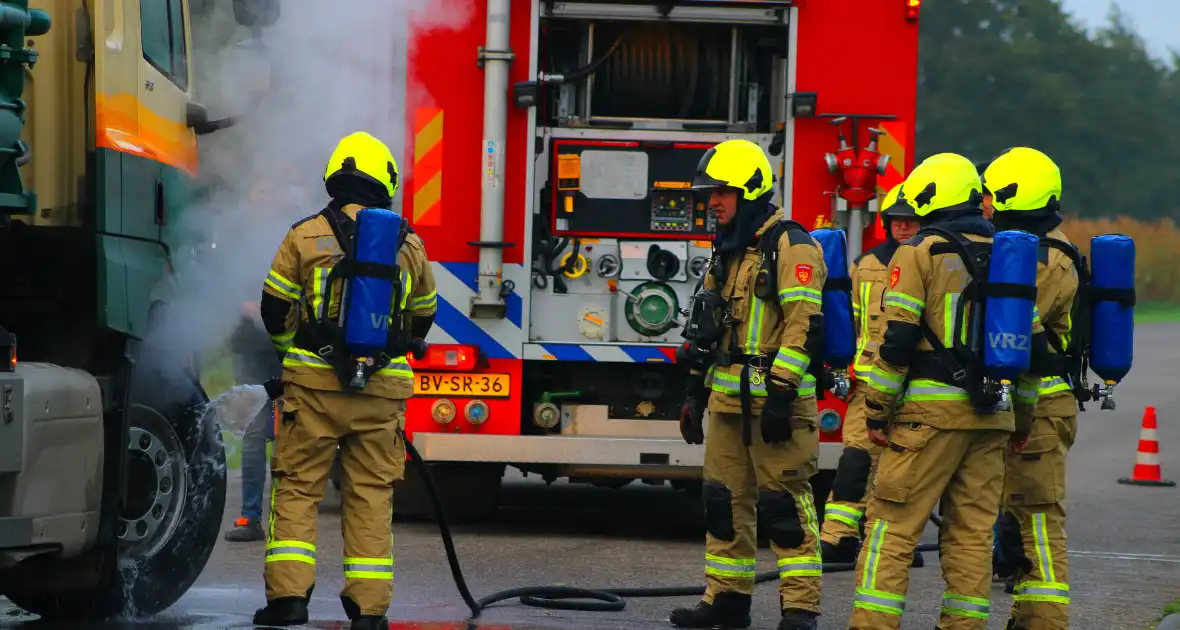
[6,372,226,621]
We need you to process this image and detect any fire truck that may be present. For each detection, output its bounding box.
[396,0,922,517]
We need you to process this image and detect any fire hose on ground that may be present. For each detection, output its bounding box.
[398,431,941,618]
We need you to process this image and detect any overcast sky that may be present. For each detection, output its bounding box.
[1058,0,1178,60]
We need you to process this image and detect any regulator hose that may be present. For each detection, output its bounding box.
[399,431,940,618]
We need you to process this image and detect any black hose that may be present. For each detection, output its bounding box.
[399,431,941,618]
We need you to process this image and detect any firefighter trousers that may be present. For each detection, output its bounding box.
[702,407,822,614]
[1003,415,1077,630]
[264,382,407,616]
[820,387,882,545]
[847,421,1008,630]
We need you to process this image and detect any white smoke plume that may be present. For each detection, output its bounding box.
[147,0,469,380]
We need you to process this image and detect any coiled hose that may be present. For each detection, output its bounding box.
[399,431,940,618]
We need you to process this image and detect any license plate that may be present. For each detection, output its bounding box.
[414,372,511,398]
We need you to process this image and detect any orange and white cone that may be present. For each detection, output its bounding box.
[1118,406,1175,487]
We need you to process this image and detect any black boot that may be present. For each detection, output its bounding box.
[252,596,309,627]
[778,609,819,630]
[820,536,859,563]
[669,591,752,629]
[351,615,390,630]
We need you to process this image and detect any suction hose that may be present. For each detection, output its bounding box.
[398,430,940,618]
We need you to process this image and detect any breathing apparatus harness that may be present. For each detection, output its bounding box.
[680,213,828,445]
[906,222,1036,413]
[292,205,425,392]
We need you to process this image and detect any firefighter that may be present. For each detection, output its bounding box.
[983,147,1076,630]
[845,152,1045,630]
[975,159,995,220]
[672,139,826,630]
[253,131,438,630]
[818,184,919,563]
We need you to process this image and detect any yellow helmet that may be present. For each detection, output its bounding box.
[899,152,983,216]
[691,139,775,201]
[323,131,400,199]
[981,147,1062,212]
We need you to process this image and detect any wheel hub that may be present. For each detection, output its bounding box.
[119,409,188,560]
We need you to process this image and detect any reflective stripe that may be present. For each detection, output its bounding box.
[1013,580,1070,605]
[853,281,873,367]
[709,369,768,397]
[861,520,887,590]
[408,289,437,311]
[312,267,329,321]
[266,540,316,565]
[867,370,904,395]
[271,330,295,353]
[283,348,332,369]
[745,295,765,355]
[825,504,863,528]
[799,490,822,557]
[1016,382,1039,403]
[902,378,970,402]
[883,291,924,315]
[853,364,875,379]
[777,556,822,578]
[343,556,394,580]
[940,593,990,620]
[778,286,822,305]
[797,374,818,397]
[943,293,961,347]
[707,369,816,397]
[376,356,413,377]
[854,588,905,616]
[1038,376,1071,396]
[704,553,756,579]
[1032,513,1056,583]
[265,270,302,300]
[773,347,810,377]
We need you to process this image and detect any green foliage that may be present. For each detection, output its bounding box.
[917,0,1180,220]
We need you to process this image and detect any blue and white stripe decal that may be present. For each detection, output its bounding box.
[523,343,678,363]
[427,262,527,359]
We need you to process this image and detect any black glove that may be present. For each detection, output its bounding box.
[761,378,798,444]
[263,377,284,401]
[680,373,708,445]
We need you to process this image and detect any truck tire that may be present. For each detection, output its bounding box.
[6,368,226,621]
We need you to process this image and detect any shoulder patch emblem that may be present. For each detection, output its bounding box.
[795,264,813,285]
[889,266,901,288]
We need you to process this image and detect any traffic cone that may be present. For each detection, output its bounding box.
[1118,406,1176,487]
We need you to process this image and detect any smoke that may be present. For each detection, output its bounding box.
[147,0,469,378]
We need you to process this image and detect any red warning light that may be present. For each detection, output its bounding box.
[905,0,921,22]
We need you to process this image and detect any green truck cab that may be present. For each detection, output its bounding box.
[0,0,275,620]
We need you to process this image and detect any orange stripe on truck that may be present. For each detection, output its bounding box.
[95,92,198,176]
[412,107,443,226]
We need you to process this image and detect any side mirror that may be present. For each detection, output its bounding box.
[186,101,238,135]
[233,0,280,28]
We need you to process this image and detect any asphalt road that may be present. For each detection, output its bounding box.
[4,323,1180,629]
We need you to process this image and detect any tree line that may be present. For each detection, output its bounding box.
[916,0,1179,219]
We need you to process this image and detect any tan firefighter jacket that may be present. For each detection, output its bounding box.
[1033,227,1081,418]
[262,203,437,400]
[850,248,891,381]
[862,230,1042,433]
[698,210,828,416]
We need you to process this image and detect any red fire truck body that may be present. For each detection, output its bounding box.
[396,0,920,509]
